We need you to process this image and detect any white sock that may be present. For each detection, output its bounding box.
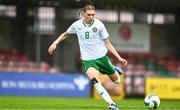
[94,82,114,105]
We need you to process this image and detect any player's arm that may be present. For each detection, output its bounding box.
[48,31,69,55]
[104,39,127,67]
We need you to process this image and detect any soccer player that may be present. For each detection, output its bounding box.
[48,4,127,110]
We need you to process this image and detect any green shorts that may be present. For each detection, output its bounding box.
[82,55,115,75]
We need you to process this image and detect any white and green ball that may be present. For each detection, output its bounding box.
[144,94,160,109]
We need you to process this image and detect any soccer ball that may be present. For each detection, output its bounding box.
[144,94,160,109]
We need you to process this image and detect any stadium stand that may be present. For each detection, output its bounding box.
[107,52,180,96]
[109,52,180,76]
[0,48,59,73]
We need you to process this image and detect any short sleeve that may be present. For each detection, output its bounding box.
[99,22,109,39]
[67,23,76,34]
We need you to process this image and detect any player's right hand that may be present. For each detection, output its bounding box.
[48,43,57,55]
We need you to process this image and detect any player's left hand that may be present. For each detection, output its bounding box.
[118,58,128,67]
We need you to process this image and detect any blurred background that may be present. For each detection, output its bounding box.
[0,0,180,99]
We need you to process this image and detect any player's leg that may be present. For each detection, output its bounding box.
[96,55,122,84]
[108,66,123,84]
[86,67,116,105]
[114,66,123,75]
[108,71,120,84]
[83,58,119,110]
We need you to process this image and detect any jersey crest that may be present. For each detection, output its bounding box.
[92,27,97,32]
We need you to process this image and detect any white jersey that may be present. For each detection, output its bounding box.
[67,18,109,60]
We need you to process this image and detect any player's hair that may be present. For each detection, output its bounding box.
[79,4,95,18]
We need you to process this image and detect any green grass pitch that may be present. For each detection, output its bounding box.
[0,96,180,110]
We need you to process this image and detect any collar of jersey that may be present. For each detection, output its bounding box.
[82,19,94,27]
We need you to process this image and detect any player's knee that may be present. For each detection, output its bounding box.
[110,72,120,84]
[114,79,120,84]
[91,77,99,85]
